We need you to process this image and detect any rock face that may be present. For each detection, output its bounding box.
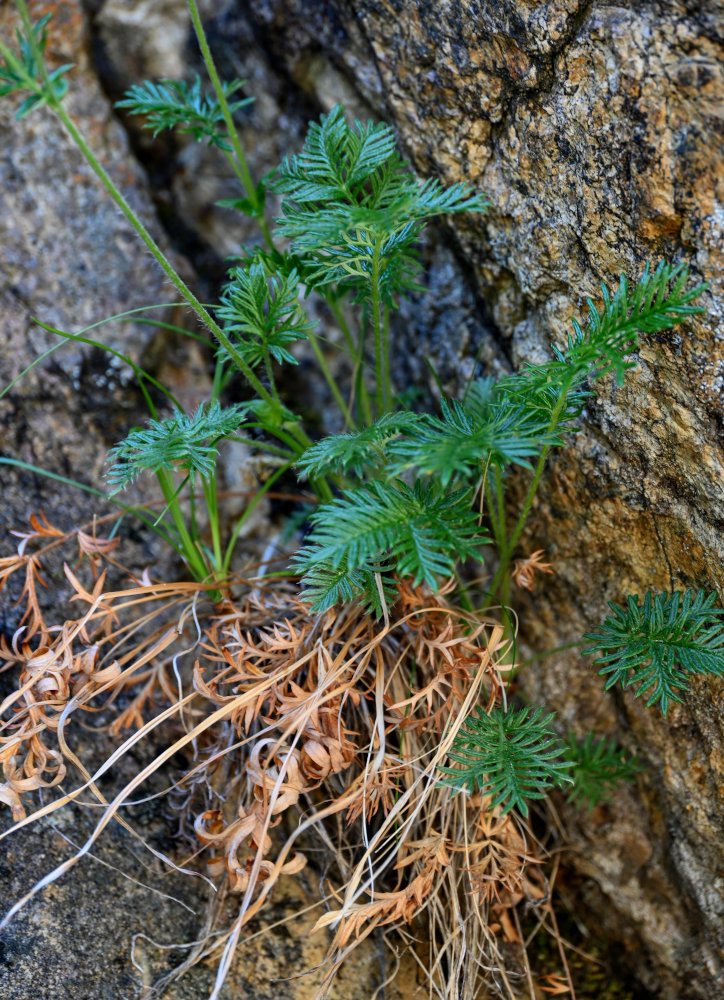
[1,0,722,998]
[241,1,724,997]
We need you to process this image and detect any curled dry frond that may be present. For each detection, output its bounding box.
[511,549,555,591]
[0,520,550,999]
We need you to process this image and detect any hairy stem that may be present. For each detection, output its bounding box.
[187,0,273,248]
[371,237,386,416]
[485,382,573,604]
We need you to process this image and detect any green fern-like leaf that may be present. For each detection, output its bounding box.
[107,401,248,493]
[216,259,314,369]
[565,734,643,811]
[296,411,422,478]
[294,479,483,603]
[440,706,572,817]
[583,589,724,715]
[116,77,252,149]
[271,105,488,303]
[386,396,560,487]
[299,561,397,617]
[563,262,706,386]
[484,263,706,446]
[0,13,73,119]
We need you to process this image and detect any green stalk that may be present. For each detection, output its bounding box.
[187,0,273,248]
[263,349,281,407]
[14,0,274,409]
[155,468,210,583]
[370,237,386,416]
[203,470,224,573]
[326,296,357,357]
[484,381,573,604]
[382,302,392,412]
[484,479,503,552]
[306,331,355,430]
[355,305,373,427]
[222,460,294,573]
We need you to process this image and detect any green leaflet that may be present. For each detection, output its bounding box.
[294,479,485,605]
[107,401,249,493]
[116,76,252,150]
[440,705,573,817]
[584,589,724,714]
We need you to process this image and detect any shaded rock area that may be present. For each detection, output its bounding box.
[1,0,723,999]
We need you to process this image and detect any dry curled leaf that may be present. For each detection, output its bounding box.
[511,550,554,591]
[540,972,572,995]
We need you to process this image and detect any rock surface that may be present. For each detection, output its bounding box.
[2,0,723,998]
[238,2,724,998]
[0,3,374,998]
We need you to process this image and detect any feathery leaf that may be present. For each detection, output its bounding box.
[440,706,572,816]
[271,104,488,303]
[107,402,248,493]
[116,76,252,149]
[297,411,422,478]
[216,259,315,369]
[583,589,724,714]
[295,479,483,603]
[565,734,643,811]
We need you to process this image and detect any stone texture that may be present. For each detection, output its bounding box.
[237,2,724,998]
[2,0,723,998]
[0,0,202,632]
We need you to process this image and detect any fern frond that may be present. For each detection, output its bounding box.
[440,706,572,817]
[386,396,560,487]
[485,264,706,446]
[216,260,314,369]
[565,734,643,811]
[116,77,252,149]
[271,104,487,302]
[299,561,397,617]
[558,262,706,387]
[305,223,424,302]
[583,589,724,714]
[0,13,72,119]
[294,479,483,600]
[107,402,248,493]
[297,411,422,478]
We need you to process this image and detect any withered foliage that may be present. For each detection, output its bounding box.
[0,512,559,999]
[511,550,555,592]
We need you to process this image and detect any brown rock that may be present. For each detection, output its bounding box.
[239,2,724,997]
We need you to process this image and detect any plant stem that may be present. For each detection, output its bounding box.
[382,302,392,411]
[14,0,275,409]
[203,471,224,573]
[355,306,373,427]
[306,332,355,429]
[222,460,294,573]
[155,468,210,583]
[187,0,273,248]
[263,350,281,406]
[484,382,572,604]
[370,237,386,416]
[326,297,357,356]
